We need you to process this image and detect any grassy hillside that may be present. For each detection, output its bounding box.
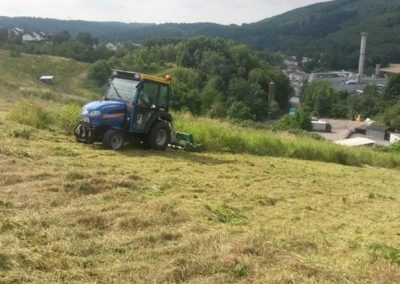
[2,121,400,283]
[1,52,400,282]
[0,50,96,112]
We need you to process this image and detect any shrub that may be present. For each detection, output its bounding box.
[88,60,111,86]
[7,100,53,129]
[274,109,312,131]
[55,104,81,133]
[389,142,400,152]
[227,101,256,121]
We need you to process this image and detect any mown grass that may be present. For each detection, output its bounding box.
[1,117,400,283]
[175,113,400,169]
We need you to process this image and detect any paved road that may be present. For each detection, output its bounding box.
[313,119,363,141]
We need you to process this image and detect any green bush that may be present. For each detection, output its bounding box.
[88,60,111,86]
[54,104,81,133]
[389,142,400,152]
[6,100,53,129]
[274,109,312,131]
[227,101,256,121]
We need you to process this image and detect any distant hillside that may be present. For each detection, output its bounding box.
[0,16,152,38]
[106,0,400,69]
[2,0,400,69]
[238,0,400,69]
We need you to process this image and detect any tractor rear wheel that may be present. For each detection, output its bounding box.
[103,129,125,150]
[147,121,171,150]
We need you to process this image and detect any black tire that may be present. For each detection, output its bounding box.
[103,129,125,150]
[74,122,84,143]
[146,121,171,151]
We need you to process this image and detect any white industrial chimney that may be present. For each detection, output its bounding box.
[358,32,367,83]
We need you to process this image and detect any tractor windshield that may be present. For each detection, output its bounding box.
[106,78,140,102]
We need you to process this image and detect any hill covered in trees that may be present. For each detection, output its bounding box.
[3,0,399,71]
[89,37,290,121]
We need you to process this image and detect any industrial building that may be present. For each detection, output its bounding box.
[309,73,387,93]
[309,33,388,94]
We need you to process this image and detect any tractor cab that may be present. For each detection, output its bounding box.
[75,70,174,150]
[105,70,172,132]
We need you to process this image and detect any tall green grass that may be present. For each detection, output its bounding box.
[6,100,53,129]
[54,104,81,133]
[174,113,400,169]
[7,100,81,133]
[7,102,400,169]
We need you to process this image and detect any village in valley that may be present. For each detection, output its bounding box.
[285,32,400,147]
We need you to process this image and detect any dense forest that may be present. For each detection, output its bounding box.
[2,0,400,71]
[88,37,291,122]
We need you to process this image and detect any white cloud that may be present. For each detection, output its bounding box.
[0,0,332,24]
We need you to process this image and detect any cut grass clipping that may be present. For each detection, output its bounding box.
[205,204,248,224]
[370,243,400,265]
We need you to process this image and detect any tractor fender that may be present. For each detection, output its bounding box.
[145,112,172,133]
[105,126,126,137]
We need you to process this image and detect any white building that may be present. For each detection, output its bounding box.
[390,133,400,144]
[22,32,46,42]
[106,43,118,51]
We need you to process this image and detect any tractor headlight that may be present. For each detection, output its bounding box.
[82,108,89,115]
[82,108,101,116]
[88,110,101,116]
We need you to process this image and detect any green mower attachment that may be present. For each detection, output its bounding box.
[171,131,203,152]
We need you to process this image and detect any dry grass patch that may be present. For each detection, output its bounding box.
[1,97,400,282]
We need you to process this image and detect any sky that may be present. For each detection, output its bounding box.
[0,0,331,25]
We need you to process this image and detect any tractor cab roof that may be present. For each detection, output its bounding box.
[112,70,171,85]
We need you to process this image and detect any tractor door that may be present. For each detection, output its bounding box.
[133,81,159,131]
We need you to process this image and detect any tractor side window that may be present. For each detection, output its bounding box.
[142,81,159,107]
[159,85,169,108]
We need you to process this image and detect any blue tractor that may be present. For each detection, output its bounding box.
[75,70,180,150]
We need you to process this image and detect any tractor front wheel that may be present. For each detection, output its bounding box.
[103,129,125,150]
[146,121,171,151]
